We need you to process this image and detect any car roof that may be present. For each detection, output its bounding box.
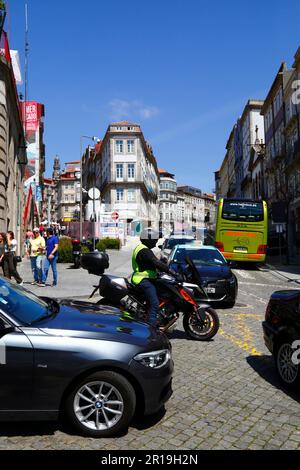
[168,235,195,239]
[174,244,217,250]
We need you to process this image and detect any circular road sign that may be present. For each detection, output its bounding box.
[88,187,100,200]
[112,212,119,221]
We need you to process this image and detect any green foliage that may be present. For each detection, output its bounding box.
[81,245,90,254]
[57,236,73,263]
[0,2,6,12]
[96,237,121,251]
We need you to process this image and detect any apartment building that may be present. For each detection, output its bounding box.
[177,186,205,232]
[56,161,81,223]
[158,168,178,235]
[82,122,160,232]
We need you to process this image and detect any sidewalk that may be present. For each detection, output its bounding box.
[264,254,300,283]
[17,246,133,300]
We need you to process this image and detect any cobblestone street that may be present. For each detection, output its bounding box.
[1,252,300,450]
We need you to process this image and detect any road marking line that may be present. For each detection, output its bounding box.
[234,269,255,280]
[222,313,262,319]
[219,315,263,356]
[238,282,292,288]
[239,290,267,304]
[219,328,263,356]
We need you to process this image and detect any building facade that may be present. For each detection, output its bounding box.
[214,46,300,259]
[158,169,178,235]
[82,122,160,233]
[42,177,58,224]
[56,161,81,223]
[0,31,26,250]
[240,100,265,198]
[261,63,287,205]
[283,48,300,254]
[177,186,205,232]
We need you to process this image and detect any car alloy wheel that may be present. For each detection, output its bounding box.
[74,380,124,431]
[276,342,299,385]
[66,371,136,437]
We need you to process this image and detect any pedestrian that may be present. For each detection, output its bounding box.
[44,228,59,287]
[3,231,23,285]
[27,227,46,286]
[0,232,7,276]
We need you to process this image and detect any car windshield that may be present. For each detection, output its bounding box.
[0,278,48,325]
[166,238,194,250]
[173,248,226,266]
[222,201,264,222]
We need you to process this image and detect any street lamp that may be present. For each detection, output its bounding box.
[80,135,99,241]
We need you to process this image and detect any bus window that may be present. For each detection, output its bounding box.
[222,201,264,222]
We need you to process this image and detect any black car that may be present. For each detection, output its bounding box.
[0,277,173,437]
[168,244,238,307]
[263,289,300,389]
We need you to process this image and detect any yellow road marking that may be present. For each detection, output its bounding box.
[219,313,263,356]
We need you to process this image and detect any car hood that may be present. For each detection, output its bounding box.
[35,299,163,347]
[195,264,232,280]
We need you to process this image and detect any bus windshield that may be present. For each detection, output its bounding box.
[222,201,264,222]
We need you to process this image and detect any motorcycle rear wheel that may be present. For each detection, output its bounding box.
[183,307,219,341]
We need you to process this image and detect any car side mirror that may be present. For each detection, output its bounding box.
[0,319,14,338]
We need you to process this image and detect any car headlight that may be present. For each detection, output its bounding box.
[134,349,171,369]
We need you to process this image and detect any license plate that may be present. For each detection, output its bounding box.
[205,287,216,294]
[234,246,247,252]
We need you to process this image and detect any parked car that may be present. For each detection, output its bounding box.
[263,289,300,388]
[158,235,196,262]
[168,244,238,307]
[0,277,173,437]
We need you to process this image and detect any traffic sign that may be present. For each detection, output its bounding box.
[88,187,100,200]
[112,212,119,221]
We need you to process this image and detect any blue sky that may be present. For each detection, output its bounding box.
[8,0,300,192]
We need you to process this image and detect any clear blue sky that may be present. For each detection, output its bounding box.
[8,0,300,192]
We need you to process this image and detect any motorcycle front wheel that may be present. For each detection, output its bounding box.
[183,307,219,341]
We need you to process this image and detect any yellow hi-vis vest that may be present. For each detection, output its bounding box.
[131,243,157,285]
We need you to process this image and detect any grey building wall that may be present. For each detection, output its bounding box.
[0,57,26,250]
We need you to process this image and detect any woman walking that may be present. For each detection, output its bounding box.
[4,232,23,285]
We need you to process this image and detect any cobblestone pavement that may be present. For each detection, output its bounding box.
[1,258,300,449]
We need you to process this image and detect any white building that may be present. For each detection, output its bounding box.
[158,169,178,235]
[82,122,160,233]
[177,186,205,233]
[240,100,265,198]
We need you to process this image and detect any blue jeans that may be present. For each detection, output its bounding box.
[31,256,46,283]
[44,256,58,285]
[140,279,159,326]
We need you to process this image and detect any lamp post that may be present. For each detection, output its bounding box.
[80,135,99,241]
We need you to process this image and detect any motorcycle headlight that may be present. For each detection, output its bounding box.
[134,349,171,369]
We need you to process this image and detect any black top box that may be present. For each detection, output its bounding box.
[80,251,109,275]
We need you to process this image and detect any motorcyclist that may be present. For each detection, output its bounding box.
[132,228,173,328]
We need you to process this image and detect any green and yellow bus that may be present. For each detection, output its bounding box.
[215,199,268,263]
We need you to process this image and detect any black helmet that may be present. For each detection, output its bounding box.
[140,228,159,249]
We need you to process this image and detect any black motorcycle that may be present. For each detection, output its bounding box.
[71,239,82,269]
[81,252,219,341]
